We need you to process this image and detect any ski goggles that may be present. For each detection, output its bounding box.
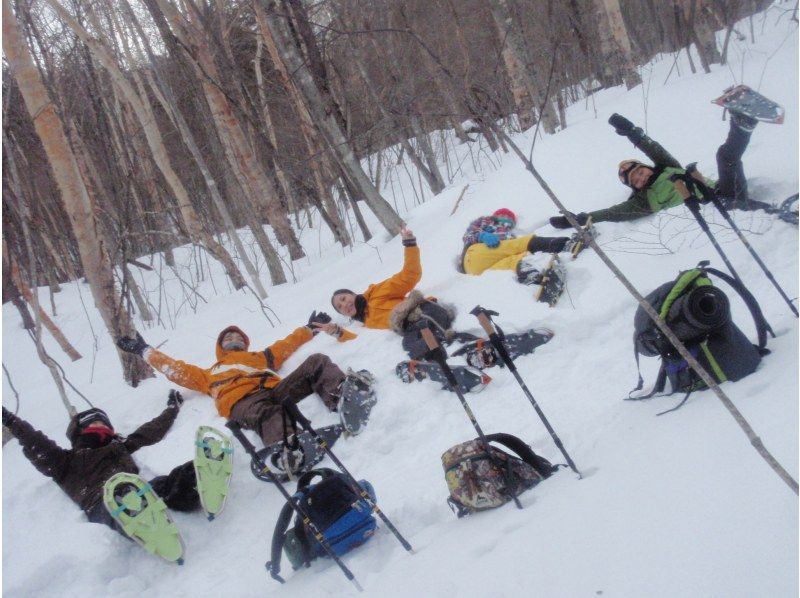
[73,408,113,433]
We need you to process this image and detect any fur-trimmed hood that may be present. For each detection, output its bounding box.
[389,290,457,338]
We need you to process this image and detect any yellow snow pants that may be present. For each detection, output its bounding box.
[463,235,534,275]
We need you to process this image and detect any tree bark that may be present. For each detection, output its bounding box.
[2,1,150,384]
[593,0,642,89]
[43,0,248,292]
[257,0,404,234]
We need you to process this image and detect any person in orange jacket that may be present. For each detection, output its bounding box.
[330,227,422,330]
[116,314,354,448]
[329,227,479,359]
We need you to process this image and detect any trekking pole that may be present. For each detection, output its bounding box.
[685,166,798,318]
[469,306,582,478]
[671,176,745,285]
[281,400,415,554]
[671,176,776,337]
[420,327,523,510]
[225,421,363,592]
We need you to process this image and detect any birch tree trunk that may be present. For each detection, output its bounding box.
[2,0,151,385]
[257,0,404,234]
[43,0,248,292]
[489,0,558,133]
[593,0,642,89]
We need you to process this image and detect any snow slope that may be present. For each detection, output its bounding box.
[3,8,797,597]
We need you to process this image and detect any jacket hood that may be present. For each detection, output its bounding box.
[216,325,250,359]
[389,290,457,336]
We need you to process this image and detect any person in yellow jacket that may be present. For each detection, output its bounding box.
[116,314,353,448]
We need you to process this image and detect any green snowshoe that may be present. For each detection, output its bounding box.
[103,472,185,564]
[194,426,234,520]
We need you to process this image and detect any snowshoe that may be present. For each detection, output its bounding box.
[396,360,491,394]
[193,426,234,520]
[564,218,595,259]
[535,255,567,307]
[337,368,377,436]
[712,85,784,124]
[250,424,344,484]
[775,193,798,226]
[103,472,185,564]
[453,329,554,369]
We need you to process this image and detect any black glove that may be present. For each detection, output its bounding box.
[117,332,149,357]
[167,390,184,410]
[306,311,332,334]
[609,113,644,144]
[550,212,588,229]
[2,407,14,427]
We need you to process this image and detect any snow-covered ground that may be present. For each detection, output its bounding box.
[3,8,797,597]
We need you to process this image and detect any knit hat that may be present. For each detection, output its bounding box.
[66,408,113,443]
[493,208,517,223]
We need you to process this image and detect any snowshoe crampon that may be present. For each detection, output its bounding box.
[194,426,234,520]
[250,424,344,483]
[395,360,491,393]
[454,330,554,369]
[337,369,377,436]
[103,472,185,564]
[712,84,785,124]
[535,256,567,307]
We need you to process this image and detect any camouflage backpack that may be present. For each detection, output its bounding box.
[442,433,558,517]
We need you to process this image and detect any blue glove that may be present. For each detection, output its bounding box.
[478,231,500,248]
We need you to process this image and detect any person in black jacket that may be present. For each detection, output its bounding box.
[2,391,200,532]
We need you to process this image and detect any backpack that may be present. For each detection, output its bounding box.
[442,433,558,517]
[268,468,377,580]
[631,262,769,403]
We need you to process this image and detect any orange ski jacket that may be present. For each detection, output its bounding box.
[144,325,314,417]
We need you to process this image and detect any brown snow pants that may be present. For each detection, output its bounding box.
[228,353,345,447]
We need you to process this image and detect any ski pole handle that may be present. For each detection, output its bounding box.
[672,178,691,201]
[475,312,495,337]
[421,327,438,350]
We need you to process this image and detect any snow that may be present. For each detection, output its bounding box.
[3,8,797,597]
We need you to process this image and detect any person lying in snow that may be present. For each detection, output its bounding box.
[329,227,553,367]
[458,208,583,285]
[116,319,368,449]
[549,110,773,229]
[329,227,469,358]
[2,398,202,532]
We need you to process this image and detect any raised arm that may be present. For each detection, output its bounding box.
[118,333,212,395]
[124,400,180,453]
[3,408,69,481]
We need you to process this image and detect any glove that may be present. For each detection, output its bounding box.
[478,231,500,248]
[117,332,149,356]
[609,113,645,144]
[167,390,184,410]
[2,407,14,427]
[549,212,588,229]
[306,311,332,334]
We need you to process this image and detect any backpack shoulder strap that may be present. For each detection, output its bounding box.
[704,266,769,352]
[267,498,299,583]
[484,433,558,477]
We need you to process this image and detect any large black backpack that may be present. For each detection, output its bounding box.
[631,263,770,405]
[267,468,377,581]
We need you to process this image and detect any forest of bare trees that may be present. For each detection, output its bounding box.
[2,0,775,384]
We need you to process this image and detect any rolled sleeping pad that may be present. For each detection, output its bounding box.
[666,285,731,341]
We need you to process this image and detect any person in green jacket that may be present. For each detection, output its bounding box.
[549,109,771,228]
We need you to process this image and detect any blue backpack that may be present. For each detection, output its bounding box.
[268,468,377,579]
